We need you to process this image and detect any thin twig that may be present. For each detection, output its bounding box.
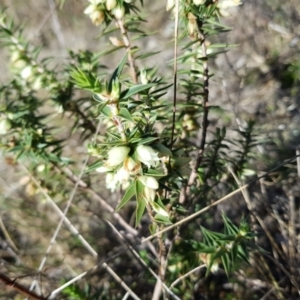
[48,261,141,300]
[23,166,98,258]
[116,19,138,84]
[106,220,181,300]
[170,0,179,149]
[47,0,67,56]
[0,272,47,300]
[170,264,206,288]
[0,213,18,252]
[29,120,102,293]
[27,154,97,292]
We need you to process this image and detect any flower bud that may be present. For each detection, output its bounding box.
[111,79,120,100]
[20,66,33,80]
[0,118,12,135]
[139,176,159,190]
[90,10,105,26]
[106,146,130,166]
[193,0,206,5]
[187,13,198,38]
[124,157,141,175]
[116,166,130,183]
[113,5,125,19]
[140,69,148,85]
[106,173,119,191]
[144,186,156,202]
[136,144,159,168]
[106,0,117,11]
[166,0,175,11]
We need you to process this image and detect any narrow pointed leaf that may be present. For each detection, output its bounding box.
[116,182,135,212]
[120,84,155,99]
[108,53,127,91]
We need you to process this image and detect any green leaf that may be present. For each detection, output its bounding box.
[135,180,146,226]
[136,51,160,60]
[99,105,111,117]
[116,182,135,212]
[119,107,134,122]
[108,53,127,92]
[145,169,165,177]
[137,137,159,145]
[149,223,157,235]
[120,84,155,99]
[85,159,103,173]
[135,198,146,227]
[152,143,172,156]
[221,253,231,276]
[154,214,172,225]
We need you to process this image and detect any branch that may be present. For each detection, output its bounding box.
[116,19,138,84]
[0,272,47,300]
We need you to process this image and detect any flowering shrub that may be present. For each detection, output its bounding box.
[4,1,297,299]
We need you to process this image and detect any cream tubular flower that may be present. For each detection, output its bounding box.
[106,146,130,166]
[193,0,206,5]
[139,176,159,190]
[136,145,159,168]
[116,166,130,184]
[105,173,119,191]
[112,5,125,19]
[123,157,141,175]
[106,0,117,10]
[144,186,156,202]
[218,0,242,16]
[166,0,175,11]
[84,0,105,26]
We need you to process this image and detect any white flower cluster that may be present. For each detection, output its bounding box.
[84,0,133,25]
[96,145,156,186]
[96,144,168,216]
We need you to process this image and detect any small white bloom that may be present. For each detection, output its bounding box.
[144,186,156,202]
[106,0,117,10]
[116,166,130,184]
[112,5,125,19]
[124,157,141,175]
[136,145,159,168]
[193,0,206,5]
[166,0,175,11]
[106,146,130,166]
[37,164,45,172]
[140,69,148,85]
[90,10,105,25]
[139,176,159,190]
[0,119,11,135]
[218,0,242,16]
[106,173,119,191]
[20,66,33,80]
